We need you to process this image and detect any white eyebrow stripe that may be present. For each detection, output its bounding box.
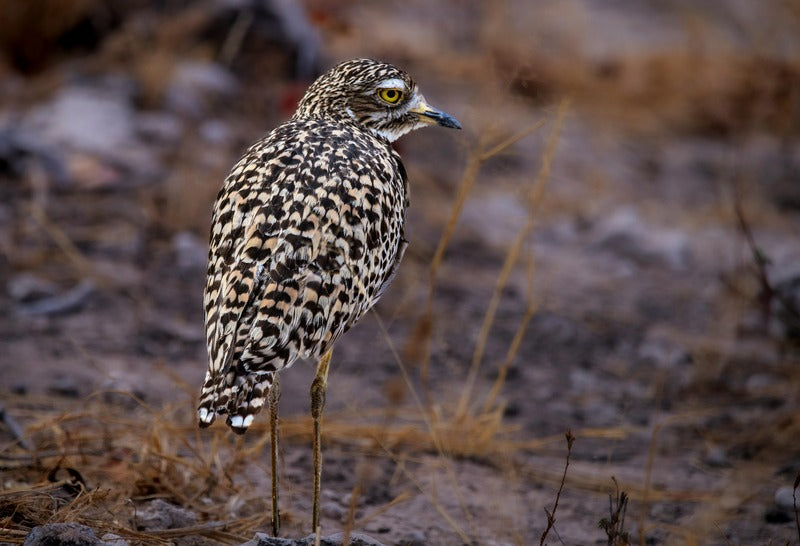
[377,78,406,89]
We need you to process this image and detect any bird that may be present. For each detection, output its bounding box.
[196,58,460,536]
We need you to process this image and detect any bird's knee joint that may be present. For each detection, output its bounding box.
[310,380,326,418]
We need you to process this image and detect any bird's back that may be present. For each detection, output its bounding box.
[197,117,408,431]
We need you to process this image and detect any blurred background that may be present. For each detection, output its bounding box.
[1,1,799,544]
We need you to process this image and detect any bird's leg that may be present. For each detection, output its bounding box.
[310,349,332,535]
[268,374,281,536]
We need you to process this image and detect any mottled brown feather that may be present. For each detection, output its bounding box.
[197,58,453,433]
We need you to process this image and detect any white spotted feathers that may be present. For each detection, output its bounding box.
[197,58,460,433]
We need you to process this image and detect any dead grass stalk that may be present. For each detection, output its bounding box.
[413,117,546,402]
[457,98,570,420]
[539,430,575,545]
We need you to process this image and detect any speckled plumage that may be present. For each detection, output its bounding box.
[197,58,459,434]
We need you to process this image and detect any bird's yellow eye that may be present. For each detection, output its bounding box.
[378,88,404,104]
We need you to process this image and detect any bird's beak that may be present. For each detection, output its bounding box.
[410,97,461,130]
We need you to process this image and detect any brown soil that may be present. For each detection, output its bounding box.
[2,1,800,545]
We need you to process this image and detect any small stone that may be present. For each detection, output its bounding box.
[24,523,107,546]
[173,231,207,271]
[323,488,341,502]
[745,374,778,394]
[166,61,238,116]
[591,207,691,270]
[637,330,690,369]
[15,279,94,316]
[325,533,386,546]
[25,85,136,157]
[320,500,346,521]
[570,393,619,427]
[704,445,729,468]
[47,376,81,398]
[101,533,130,546]
[395,529,426,546]
[199,119,231,145]
[774,485,797,510]
[7,273,58,302]
[137,112,183,144]
[0,126,70,186]
[460,192,528,249]
[243,531,385,546]
[135,499,197,531]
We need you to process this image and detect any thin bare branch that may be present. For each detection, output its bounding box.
[539,430,575,545]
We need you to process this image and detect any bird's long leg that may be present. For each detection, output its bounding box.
[310,349,332,535]
[268,374,281,536]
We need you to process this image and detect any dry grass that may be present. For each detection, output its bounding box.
[1,393,258,544]
[0,392,643,544]
[0,98,579,544]
[3,2,800,544]
[6,387,757,544]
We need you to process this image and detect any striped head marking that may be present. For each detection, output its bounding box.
[293,58,460,142]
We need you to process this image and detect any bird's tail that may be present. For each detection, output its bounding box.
[197,370,274,434]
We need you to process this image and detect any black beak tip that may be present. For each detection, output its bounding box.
[442,116,462,130]
[422,109,462,130]
[435,111,462,130]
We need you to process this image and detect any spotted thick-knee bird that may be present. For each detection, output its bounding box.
[197,58,460,533]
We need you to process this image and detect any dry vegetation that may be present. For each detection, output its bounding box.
[2,0,800,545]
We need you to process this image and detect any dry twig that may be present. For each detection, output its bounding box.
[539,430,575,545]
[599,477,630,546]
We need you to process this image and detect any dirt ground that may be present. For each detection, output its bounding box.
[2,1,800,545]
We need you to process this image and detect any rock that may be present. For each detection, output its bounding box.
[591,207,691,270]
[571,397,619,428]
[637,329,691,370]
[7,273,58,302]
[744,373,779,394]
[703,445,729,468]
[774,485,797,510]
[101,533,130,546]
[165,61,238,116]
[134,499,197,531]
[15,279,94,316]
[243,532,385,546]
[24,522,109,545]
[320,500,346,521]
[395,529,426,546]
[47,376,82,398]
[136,112,184,145]
[460,192,528,250]
[25,84,136,157]
[199,119,232,145]
[173,231,207,271]
[20,80,162,181]
[0,125,70,186]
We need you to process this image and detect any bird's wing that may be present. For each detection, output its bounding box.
[203,120,407,380]
[203,127,339,377]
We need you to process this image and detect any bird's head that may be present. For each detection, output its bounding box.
[293,58,461,142]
